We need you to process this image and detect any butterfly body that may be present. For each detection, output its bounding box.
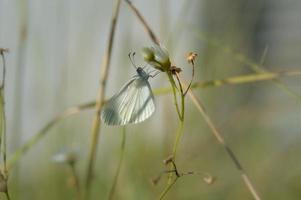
[101,67,155,126]
[136,67,150,80]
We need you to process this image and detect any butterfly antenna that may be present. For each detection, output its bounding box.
[128,52,137,69]
[142,63,148,70]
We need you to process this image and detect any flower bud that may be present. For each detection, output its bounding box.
[163,155,174,165]
[186,52,197,64]
[141,47,155,62]
[142,45,171,72]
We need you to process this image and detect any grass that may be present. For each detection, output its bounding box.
[85,0,121,198]
[1,0,301,199]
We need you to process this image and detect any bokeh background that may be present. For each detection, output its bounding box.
[1,0,301,199]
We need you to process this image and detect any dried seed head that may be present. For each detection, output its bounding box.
[0,48,9,54]
[186,52,198,64]
[163,155,174,165]
[170,66,182,75]
[203,174,216,185]
[151,175,161,186]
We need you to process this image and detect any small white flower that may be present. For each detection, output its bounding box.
[152,45,170,65]
[52,148,78,164]
[142,44,171,71]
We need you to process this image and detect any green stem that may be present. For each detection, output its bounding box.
[0,89,7,173]
[158,177,178,200]
[5,192,11,200]
[171,73,186,157]
[163,72,185,188]
[107,127,126,200]
[166,72,181,119]
[171,118,184,159]
[69,163,81,200]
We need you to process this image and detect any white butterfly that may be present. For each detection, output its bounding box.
[101,66,157,126]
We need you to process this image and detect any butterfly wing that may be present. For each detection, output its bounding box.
[101,77,155,125]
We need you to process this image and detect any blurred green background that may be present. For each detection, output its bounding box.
[0,0,301,199]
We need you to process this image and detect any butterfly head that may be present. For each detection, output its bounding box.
[136,67,150,80]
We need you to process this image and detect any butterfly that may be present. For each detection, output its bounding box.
[101,54,158,126]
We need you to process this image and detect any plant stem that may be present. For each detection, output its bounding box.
[192,29,301,104]
[69,163,81,200]
[0,50,10,200]
[85,0,121,197]
[171,121,184,161]
[5,192,11,200]
[166,71,186,185]
[153,69,301,95]
[158,177,178,200]
[124,2,188,198]
[170,72,186,158]
[124,1,261,197]
[124,0,160,45]
[166,72,181,119]
[12,4,28,185]
[0,89,7,172]
[7,101,95,170]
[8,67,301,170]
[107,127,126,200]
[185,80,261,200]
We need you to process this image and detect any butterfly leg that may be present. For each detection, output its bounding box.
[149,70,160,78]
